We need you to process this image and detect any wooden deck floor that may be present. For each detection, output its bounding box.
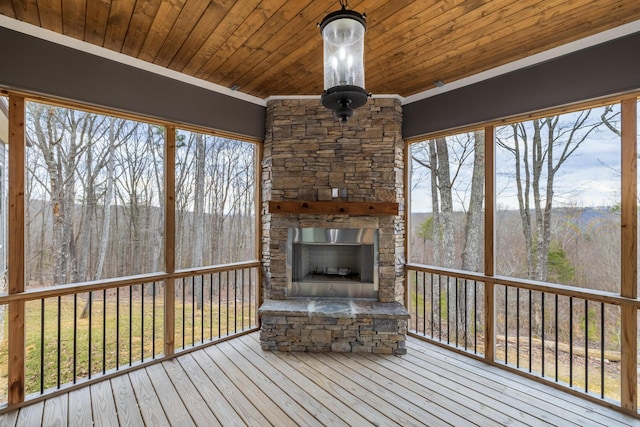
[0,332,637,426]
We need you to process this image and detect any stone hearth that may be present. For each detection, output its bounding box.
[259,98,408,354]
[260,299,409,355]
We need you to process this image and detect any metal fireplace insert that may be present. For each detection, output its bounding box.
[287,227,378,299]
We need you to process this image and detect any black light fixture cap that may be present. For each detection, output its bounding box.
[322,85,369,122]
[319,8,366,33]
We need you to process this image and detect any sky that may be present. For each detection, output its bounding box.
[410,104,635,213]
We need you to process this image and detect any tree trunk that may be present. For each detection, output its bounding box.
[459,131,485,344]
[192,133,206,309]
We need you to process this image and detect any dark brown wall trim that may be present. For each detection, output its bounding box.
[403,31,640,139]
[0,27,265,140]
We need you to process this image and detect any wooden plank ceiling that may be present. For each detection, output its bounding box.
[2,1,640,99]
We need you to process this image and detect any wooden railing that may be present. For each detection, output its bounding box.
[406,263,640,414]
[0,261,260,410]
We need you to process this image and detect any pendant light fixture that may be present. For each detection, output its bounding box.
[319,1,369,123]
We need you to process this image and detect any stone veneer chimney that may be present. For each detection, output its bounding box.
[259,98,409,355]
[261,98,406,302]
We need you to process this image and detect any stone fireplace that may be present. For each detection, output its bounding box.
[259,98,409,355]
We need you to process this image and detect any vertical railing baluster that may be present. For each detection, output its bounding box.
[249,269,253,327]
[464,279,468,351]
[474,281,477,354]
[116,287,120,370]
[431,274,434,338]
[129,285,133,365]
[555,294,558,382]
[505,286,510,363]
[182,277,186,349]
[585,299,588,393]
[422,272,426,336]
[40,299,45,394]
[541,292,545,378]
[241,269,245,331]
[600,302,605,399]
[141,283,145,362]
[218,272,222,338]
[210,274,214,339]
[455,278,459,347]
[415,270,418,333]
[191,276,195,347]
[569,302,577,384]
[88,292,93,379]
[438,275,442,341]
[153,282,156,359]
[103,289,106,375]
[57,296,61,389]
[516,288,520,368]
[446,277,450,345]
[201,275,205,343]
[73,294,77,383]
[234,270,238,334]
[528,289,532,373]
[226,271,230,336]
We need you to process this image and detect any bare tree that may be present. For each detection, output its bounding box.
[496,111,614,283]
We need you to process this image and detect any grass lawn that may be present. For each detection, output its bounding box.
[0,293,256,402]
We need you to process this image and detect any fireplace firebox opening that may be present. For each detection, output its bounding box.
[287,227,378,299]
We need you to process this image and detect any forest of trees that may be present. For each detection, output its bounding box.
[21,102,256,289]
[410,104,624,294]
[409,103,631,355]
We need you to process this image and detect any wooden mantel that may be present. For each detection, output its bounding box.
[268,200,399,216]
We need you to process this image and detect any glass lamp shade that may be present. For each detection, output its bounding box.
[320,8,368,121]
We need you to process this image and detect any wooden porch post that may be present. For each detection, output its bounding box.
[164,125,176,356]
[255,141,263,327]
[620,97,637,411]
[484,125,495,361]
[7,95,25,405]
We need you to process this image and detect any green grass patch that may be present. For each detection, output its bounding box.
[0,293,256,401]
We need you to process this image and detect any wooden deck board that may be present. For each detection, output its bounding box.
[354,349,538,425]
[228,336,350,427]
[0,408,17,427]
[319,349,482,426]
[161,358,221,426]
[402,340,589,426]
[145,363,195,426]
[89,381,119,427]
[406,339,635,426]
[298,351,430,426]
[190,343,270,426]
[15,401,43,426]
[204,343,297,426]
[110,374,145,426]
[237,334,372,425]
[214,340,323,427]
[3,332,638,426]
[67,386,93,427]
[41,393,67,427]
[176,354,246,427]
[127,368,171,426]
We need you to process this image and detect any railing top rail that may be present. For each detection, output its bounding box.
[0,261,261,304]
[406,263,640,308]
